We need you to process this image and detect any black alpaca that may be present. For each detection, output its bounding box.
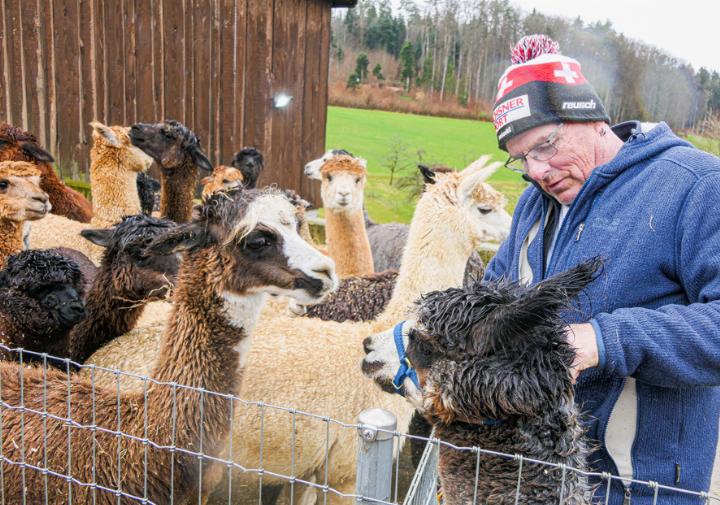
[231,146,265,189]
[363,259,602,505]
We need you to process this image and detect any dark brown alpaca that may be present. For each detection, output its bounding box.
[66,214,180,364]
[0,187,336,504]
[129,120,213,223]
[0,123,93,223]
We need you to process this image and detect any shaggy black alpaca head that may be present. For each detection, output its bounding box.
[231,147,264,189]
[81,214,180,299]
[362,258,602,422]
[136,171,161,215]
[128,119,212,172]
[0,250,85,329]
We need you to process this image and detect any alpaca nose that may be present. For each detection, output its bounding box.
[33,193,48,204]
[338,190,350,197]
[313,266,334,283]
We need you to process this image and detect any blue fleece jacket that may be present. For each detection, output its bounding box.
[485,122,720,504]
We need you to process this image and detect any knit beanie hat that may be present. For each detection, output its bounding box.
[493,35,610,151]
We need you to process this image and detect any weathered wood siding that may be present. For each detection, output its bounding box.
[0,0,332,203]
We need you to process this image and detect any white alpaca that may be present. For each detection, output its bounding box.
[84,157,512,502]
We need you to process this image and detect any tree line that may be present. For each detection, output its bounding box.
[332,0,720,131]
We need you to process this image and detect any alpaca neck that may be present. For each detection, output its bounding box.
[374,197,473,329]
[149,250,260,453]
[68,261,149,362]
[89,155,141,227]
[0,219,24,270]
[160,160,196,223]
[324,208,374,277]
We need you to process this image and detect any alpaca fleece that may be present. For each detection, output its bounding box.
[0,250,85,360]
[231,146,264,189]
[0,123,92,222]
[136,171,161,214]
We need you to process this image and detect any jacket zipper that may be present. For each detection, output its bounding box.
[604,378,632,502]
[575,222,585,241]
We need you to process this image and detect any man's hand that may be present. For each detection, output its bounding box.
[566,323,599,382]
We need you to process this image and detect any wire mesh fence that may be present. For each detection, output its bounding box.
[0,344,717,505]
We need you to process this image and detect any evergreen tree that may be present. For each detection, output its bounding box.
[400,42,415,91]
[373,63,384,81]
[355,53,370,81]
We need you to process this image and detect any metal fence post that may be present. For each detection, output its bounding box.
[356,408,397,504]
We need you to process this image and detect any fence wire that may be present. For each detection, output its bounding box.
[0,344,717,505]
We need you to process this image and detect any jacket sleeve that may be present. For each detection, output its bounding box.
[593,173,720,387]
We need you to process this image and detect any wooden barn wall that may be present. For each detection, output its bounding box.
[0,0,329,204]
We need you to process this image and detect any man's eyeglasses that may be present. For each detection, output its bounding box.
[504,123,563,174]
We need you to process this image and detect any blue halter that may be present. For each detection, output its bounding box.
[392,321,420,396]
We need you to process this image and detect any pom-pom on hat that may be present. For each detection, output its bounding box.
[493,34,610,151]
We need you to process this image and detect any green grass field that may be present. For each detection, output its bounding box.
[325,106,528,223]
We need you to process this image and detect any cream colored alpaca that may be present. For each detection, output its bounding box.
[0,161,51,268]
[306,153,373,277]
[28,122,152,264]
[85,157,512,502]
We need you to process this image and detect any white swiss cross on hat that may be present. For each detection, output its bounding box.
[495,56,587,102]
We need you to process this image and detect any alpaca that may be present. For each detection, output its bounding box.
[305,153,374,277]
[129,119,213,223]
[0,122,93,222]
[66,214,180,364]
[136,171,161,215]
[201,165,245,200]
[0,250,86,360]
[46,247,98,293]
[362,260,601,505]
[0,187,337,504]
[0,161,51,269]
[85,159,511,503]
[231,146,265,189]
[28,122,155,264]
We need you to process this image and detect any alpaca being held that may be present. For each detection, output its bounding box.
[0,187,337,504]
[129,120,213,223]
[0,250,86,360]
[305,152,373,277]
[0,123,92,222]
[0,161,51,268]
[86,159,511,503]
[362,260,602,505]
[28,122,155,264]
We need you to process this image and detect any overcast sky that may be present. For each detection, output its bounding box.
[380,1,719,72]
[509,0,719,72]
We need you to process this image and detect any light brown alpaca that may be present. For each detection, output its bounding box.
[28,122,153,264]
[0,187,336,504]
[0,161,50,268]
[309,154,374,277]
[200,165,244,200]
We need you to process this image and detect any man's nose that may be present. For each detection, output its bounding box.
[525,157,552,181]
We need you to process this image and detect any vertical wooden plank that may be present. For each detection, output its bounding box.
[134,0,154,121]
[91,0,106,123]
[102,0,124,124]
[270,0,307,191]
[125,0,137,123]
[233,0,247,151]
[20,0,41,136]
[217,0,239,164]
[211,0,221,163]
[77,0,95,177]
[184,0,194,127]
[44,0,58,163]
[192,0,211,154]
[299,0,330,206]
[243,0,274,185]
[5,1,23,126]
[53,0,82,178]
[162,0,184,121]
[0,0,8,123]
[33,0,49,149]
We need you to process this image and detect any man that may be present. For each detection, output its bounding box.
[485,34,720,503]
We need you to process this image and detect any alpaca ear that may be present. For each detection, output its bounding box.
[357,157,368,169]
[200,175,213,186]
[189,145,213,172]
[462,251,485,289]
[20,142,54,163]
[0,270,8,289]
[90,121,121,148]
[81,228,114,248]
[145,223,207,255]
[418,164,437,185]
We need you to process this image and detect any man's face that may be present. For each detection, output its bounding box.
[506,123,599,204]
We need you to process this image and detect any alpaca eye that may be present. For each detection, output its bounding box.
[355,177,361,184]
[0,179,8,191]
[477,206,492,215]
[162,130,174,139]
[245,236,272,250]
[326,175,333,183]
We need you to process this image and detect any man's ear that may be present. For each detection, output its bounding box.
[80,228,114,248]
[144,222,208,256]
[20,142,54,163]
